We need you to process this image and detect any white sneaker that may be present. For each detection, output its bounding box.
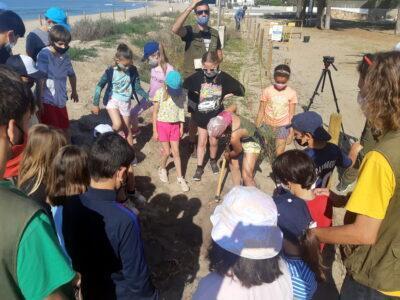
[177,177,190,192]
[158,168,169,183]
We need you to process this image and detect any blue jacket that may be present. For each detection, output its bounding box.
[62,188,157,300]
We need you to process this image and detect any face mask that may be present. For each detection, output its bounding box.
[197,15,209,26]
[204,69,219,78]
[53,45,69,55]
[148,57,159,68]
[118,63,129,71]
[295,138,308,147]
[274,83,287,91]
[357,92,366,105]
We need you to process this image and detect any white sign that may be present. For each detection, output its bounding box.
[271,25,283,42]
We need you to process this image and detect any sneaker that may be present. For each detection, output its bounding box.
[193,166,204,181]
[177,177,190,192]
[158,168,169,183]
[210,159,219,175]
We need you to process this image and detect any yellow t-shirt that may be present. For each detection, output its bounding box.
[345,151,399,296]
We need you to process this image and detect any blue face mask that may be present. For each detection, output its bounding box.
[197,15,209,26]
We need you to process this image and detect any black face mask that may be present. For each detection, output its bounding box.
[295,138,308,147]
[53,45,69,55]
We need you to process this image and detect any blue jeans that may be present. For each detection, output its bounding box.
[340,275,398,299]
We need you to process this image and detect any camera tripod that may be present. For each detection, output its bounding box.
[306,58,346,136]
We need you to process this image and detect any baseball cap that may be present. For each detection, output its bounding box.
[44,7,70,31]
[142,41,159,61]
[0,10,25,37]
[210,186,283,260]
[289,111,331,141]
[94,124,113,138]
[165,70,183,97]
[6,55,46,80]
[274,192,316,245]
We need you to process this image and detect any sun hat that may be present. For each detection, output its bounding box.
[6,55,46,80]
[0,10,25,37]
[274,192,316,245]
[142,41,159,61]
[288,111,331,141]
[44,7,70,31]
[207,115,229,138]
[210,186,283,260]
[165,70,183,97]
[94,124,113,138]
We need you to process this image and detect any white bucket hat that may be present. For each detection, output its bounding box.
[210,186,283,260]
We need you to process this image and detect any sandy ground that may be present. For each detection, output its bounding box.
[12,5,400,299]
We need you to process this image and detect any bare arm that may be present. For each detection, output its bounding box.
[152,102,159,140]
[256,101,267,127]
[312,214,382,245]
[289,102,296,122]
[68,74,79,103]
[171,0,202,37]
[227,132,244,159]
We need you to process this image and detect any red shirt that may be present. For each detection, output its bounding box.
[306,195,333,250]
[4,143,25,178]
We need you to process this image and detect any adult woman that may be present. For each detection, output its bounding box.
[183,51,245,181]
[192,186,292,299]
[312,51,400,299]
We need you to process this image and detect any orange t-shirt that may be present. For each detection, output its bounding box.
[260,85,298,127]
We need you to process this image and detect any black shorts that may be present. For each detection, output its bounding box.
[193,109,223,129]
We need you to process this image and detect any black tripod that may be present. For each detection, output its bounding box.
[306,57,346,136]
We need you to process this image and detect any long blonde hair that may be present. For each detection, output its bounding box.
[158,43,169,75]
[18,124,67,197]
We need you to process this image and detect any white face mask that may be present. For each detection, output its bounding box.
[148,57,158,68]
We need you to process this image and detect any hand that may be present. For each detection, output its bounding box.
[313,188,330,197]
[91,106,100,115]
[152,131,158,141]
[223,151,231,162]
[71,91,79,103]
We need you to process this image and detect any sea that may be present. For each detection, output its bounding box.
[3,0,148,21]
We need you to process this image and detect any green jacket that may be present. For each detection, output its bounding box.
[0,181,43,299]
[344,130,400,292]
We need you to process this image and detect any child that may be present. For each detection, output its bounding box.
[61,132,157,299]
[256,64,298,155]
[130,41,174,135]
[183,51,245,181]
[47,145,90,260]
[290,111,354,188]
[37,25,79,135]
[272,150,329,299]
[18,124,67,211]
[152,70,189,192]
[207,107,266,187]
[92,43,148,146]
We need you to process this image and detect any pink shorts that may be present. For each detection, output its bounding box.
[106,98,131,117]
[156,121,180,142]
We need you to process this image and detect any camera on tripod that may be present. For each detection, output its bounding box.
[323,56,335,65]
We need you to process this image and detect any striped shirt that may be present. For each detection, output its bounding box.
[284,256,317,300]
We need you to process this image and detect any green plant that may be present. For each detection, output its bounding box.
[69,47,98,61]
[100,35,119,48]
[131,35,148,49]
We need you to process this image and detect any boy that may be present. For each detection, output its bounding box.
[290,111,353,188]
[36,24,78,135]
[62,132,157,300]
[0,10,25,64]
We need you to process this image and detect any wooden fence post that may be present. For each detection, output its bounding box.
[39,14,42,26]
[259,28,265,62]
[252,20,258,43]
[254,23,261,46]
[266,40,273,80]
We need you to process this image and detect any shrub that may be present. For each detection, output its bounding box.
[71,19,116,41]
[69,47,98,61]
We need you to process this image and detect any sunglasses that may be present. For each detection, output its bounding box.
[196,9,210,15]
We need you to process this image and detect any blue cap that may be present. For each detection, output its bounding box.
[290,111,331,141]
[142,41,159,61]
[274,192,315,245]
[165,70,182,96]
[44,7,70,31]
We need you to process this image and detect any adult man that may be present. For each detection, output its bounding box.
[0,66,76,299]
[0,10,25,64]
[234,6,247,31]
[26,7,70,61]
[172,0,223,157]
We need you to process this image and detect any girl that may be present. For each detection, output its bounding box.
[193,186,293,300]
[91,43,149,146]
[272,150,348,299]
[152,70,189,192]
[207,107,268,187]
[47,145,90,259]
[18,124,67,213]
[256,64,298,155]
[184,51,245,181]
